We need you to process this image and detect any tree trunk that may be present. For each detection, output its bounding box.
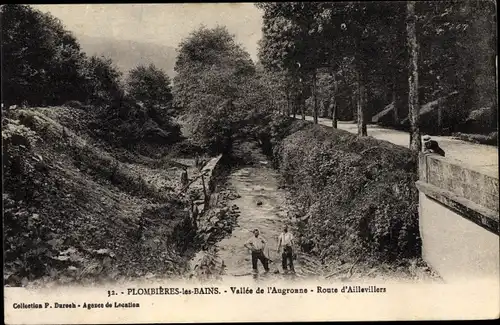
[392,75,399,126]
[356,70,361,130]
[293,92,298,119]
[297,74,305,120]
[301,96,306,120]
[312,70,318,124]
[351,93,356,121]
[437,96,442,134]
[331,73,338,128]
[323,99,331,118]
[330,99,338,129]
[286,90,291,116]
[407,1,421,152]
[356,67,367,136]
[300,90,306,120]
[360,83,368,136]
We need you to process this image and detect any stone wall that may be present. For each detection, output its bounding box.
[196,154,224,213]
[416,153,499,283]
[204,154,225,194]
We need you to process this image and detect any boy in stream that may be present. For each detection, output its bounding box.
[244,229,270,274]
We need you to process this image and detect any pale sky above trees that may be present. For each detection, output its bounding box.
[33,3,264,61]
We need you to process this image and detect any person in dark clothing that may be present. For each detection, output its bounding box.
[423,135,446,156]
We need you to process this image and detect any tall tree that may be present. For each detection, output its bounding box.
[303,2,371,134]
[1,4,126,108]
[407,1,421,152]
[1,4,87,107]
[256,1,496,138]
[256,2,322,123]
[173,26,267,154]
[80,55,123,106]
[126,64,173,117]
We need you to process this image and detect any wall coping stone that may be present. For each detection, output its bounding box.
[416,180,499,235]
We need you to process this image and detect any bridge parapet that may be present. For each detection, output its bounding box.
[416,153,499,283]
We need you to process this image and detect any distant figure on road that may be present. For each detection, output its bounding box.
[244,229,269,274]
[277,225,295,274]
[423,135,445,156]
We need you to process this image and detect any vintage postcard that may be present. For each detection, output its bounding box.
[3,2,499,323]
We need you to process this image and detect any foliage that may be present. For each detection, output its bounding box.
[126,64,175,118]
[255,1,497,135]
[3,108,192,285]
[120,63,182,146]
[256,3,321,118]
[1,4,125,108]
[80,55,124,106]
[2,4,84,106]
[173,26,273,154]
[269,119,420,262]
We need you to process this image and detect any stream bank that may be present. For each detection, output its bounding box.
[187,140,440,284]
[188,141,325,283]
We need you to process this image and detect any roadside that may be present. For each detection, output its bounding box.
[298,116,498,178]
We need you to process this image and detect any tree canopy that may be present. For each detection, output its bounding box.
[1,4,123,108]
[127,64,172,106]
[173,26,274,154]
[255,1,497,146]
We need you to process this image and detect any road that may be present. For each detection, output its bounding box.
[298,116,498,178]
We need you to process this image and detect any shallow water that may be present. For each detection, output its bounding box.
[210,162,324,284]
[218,166,288,275]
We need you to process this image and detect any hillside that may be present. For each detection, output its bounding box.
[3,106,197,287]
[76,34,178,77]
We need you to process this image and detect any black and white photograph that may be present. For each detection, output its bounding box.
[2,2,499,323]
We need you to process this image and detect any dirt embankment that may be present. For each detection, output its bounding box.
[257,116,440,281]
[3,106,201,287]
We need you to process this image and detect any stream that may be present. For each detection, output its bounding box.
[218,165,301,278]
[188,148,440,285]
[189,147,326,283]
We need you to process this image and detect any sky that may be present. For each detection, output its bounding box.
[33,3,264,61]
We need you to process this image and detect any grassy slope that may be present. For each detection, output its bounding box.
[3,106,194,287]
[267,117,440,281]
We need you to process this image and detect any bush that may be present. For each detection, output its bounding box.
[271,120,420,263]
[452,131,498,146]
[87,97,182,149]
[63,101,85,110]
[459,106,498,134]
[257,113,309,162]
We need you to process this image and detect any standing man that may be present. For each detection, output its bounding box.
[244,229,269,273]
[277,225,295,273]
